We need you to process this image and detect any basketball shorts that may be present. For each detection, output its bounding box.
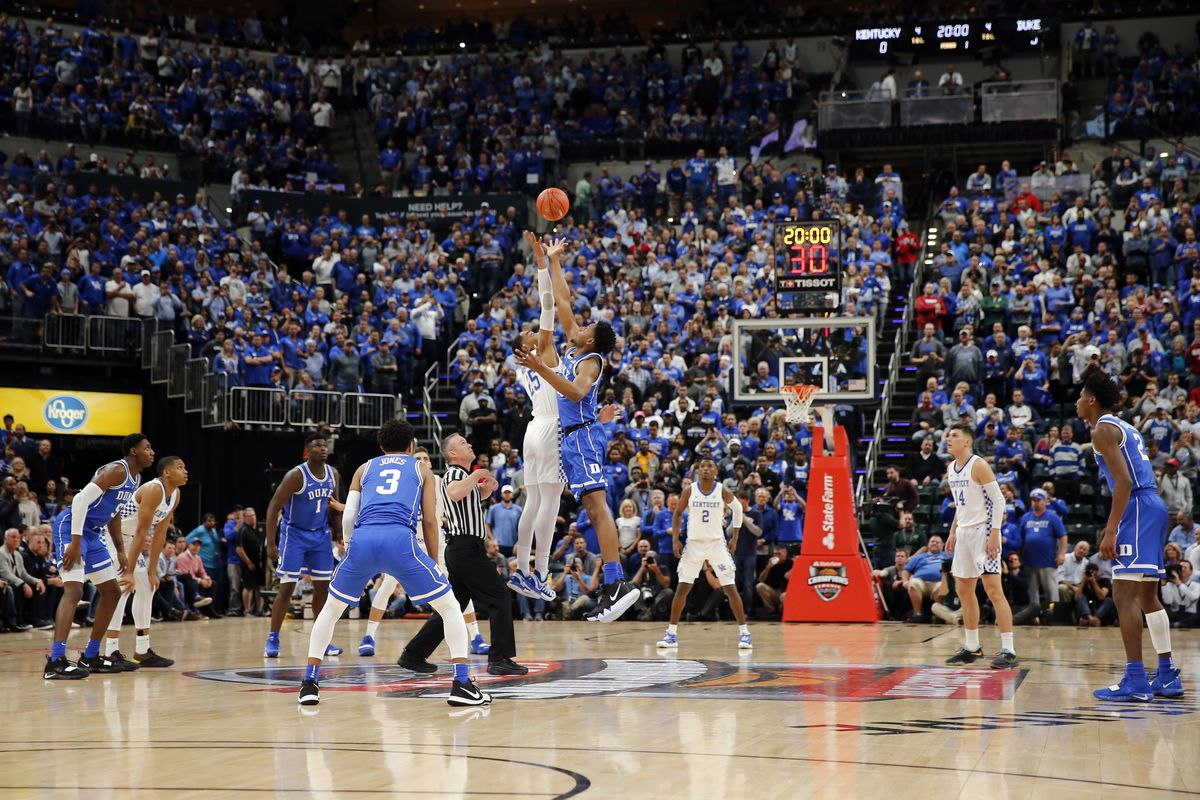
[677,538,736,586]
[524,417,566,485]
[276,522,335,582]
[1112,489,1168,579]
[53,516,116,584]
[328,524,451,606]
[951,524,1001,580]
[562,423,607,500]
[103,528,150,575]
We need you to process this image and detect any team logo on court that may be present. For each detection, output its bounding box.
[807,560,849,601]
[189,659,1024,702]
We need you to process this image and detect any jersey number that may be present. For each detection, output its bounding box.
[1131,431,1149,463]
[957,491,965,505]
[527,372,542,393]
[376,469,402,495]
[701,509,710,523]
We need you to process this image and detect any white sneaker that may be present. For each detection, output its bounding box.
[657,631,678,649]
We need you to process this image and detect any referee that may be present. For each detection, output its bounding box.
[399,433,528,676]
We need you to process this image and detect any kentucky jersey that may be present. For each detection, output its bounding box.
[686,481,727,542]
[945,454,990,528]
[119,478,179,539]
[1093,414,1168,577]
[517,365,560,420]
[357,455,423,530]
[557,346,603,426]
[283,462,336,531]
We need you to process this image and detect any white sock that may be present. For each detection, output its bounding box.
[1000,632,1015,654]
[468,620,480,639]
[136,634,150,655]
[104,636,120,657]
[739,624,749,635]
[1146,609,1172,655]
[365,619,380,638]
[666,624,678,635]
[964,628,980,651]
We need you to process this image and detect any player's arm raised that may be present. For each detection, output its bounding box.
[670,485,690,559]
[265,468,303,566]
[545,230,578,342]
[417,461,440,562]
[120,481,161,591]
[723,487,743,555]
[514,348,599,403]
[341,464,365,551]
[537,236,569,369]
[62,463,127,571]
[971,457,1006,560]
[1092,422,1129,561]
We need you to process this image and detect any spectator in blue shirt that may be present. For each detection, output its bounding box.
[485,486,523,557]
[901,535,947,619]
[1018,489,1067,608]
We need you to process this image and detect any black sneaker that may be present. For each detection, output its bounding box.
[990,650,1020,669]
[397,651,438,674]
[133,649,175,668]
[945,647,984,665]
[108,651,141,671]
[298,678,320,706]
[44,655,89,680]
[486,658,529,676]
[584,580,640,623]
[448,679,492,707]
[77,654,122,674]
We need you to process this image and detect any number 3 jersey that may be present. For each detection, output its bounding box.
[357,454,424,530]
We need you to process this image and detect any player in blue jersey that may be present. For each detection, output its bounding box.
[1078,369,1184,700]
[514,238,640,622]
[45,433,156,680]
[299,419,490,707]
[264,432,343,659]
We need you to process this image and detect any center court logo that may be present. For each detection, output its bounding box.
[42,395,88,432]
[189,659,1024,701]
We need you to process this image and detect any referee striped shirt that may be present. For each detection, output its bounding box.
[441,465,487,540]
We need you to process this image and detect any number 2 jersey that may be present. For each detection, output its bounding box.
[686,480,727,543]
[356,454,424,531]
[1092,414,1158,492]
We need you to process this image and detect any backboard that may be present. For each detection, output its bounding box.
[731,316,876,404]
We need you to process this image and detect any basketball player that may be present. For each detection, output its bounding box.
[1078,370,1184,700]
[45,434,155,679]
[264,432,343,659]
[941,424,1018,669]
[656,458,752,649]
[103,456,188,669]
[359,446,491,657]
[513,240,639,622]
[300,419,490,707]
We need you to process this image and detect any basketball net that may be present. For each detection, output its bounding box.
[782,384,835,454]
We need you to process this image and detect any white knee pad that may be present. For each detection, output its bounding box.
[430,591,468,660]
[307,598,349,661]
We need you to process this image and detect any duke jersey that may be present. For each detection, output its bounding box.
[283,462,335,531]
[687,481,727,543]
[558,346,603,426]
[1093,414,1158,492]
[64,460,141,532]
[119,478,179,538]
[357,455,423,530]
[946,454,990,528]
[518,365,559,420]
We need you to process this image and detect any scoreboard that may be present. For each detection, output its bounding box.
[850,17,1058,59]
[775,220,841,314]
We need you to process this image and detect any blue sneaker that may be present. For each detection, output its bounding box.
[358,635,376,657]
[506,570,539,599]
[264,632,280,658]
[1151,668,1184,698]
[470,634,490,655]
[325,644,344,657]
[1093,675,1154,702]
[657,631,678,649]
[531,570,557,602]
[738,632,753,650]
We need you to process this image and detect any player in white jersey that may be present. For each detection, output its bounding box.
[357,447,490,657]
[103,456,188,669]
[656,457,752,649]
[943,424,1018,669]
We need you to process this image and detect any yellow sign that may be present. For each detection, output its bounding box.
[0,389,143,436]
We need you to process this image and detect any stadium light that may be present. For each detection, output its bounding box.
[927,227,937,233]
[226,207,233,213]
[1160,152,1169,158]
[459,42,466,49]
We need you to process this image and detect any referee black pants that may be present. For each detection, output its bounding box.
[404,536,515,662]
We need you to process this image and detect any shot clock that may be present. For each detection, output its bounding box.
[774,220,841,314]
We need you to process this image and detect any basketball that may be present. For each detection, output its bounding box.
[536,187,570,221]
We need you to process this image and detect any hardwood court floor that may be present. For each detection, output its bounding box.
[5,618,1200,799]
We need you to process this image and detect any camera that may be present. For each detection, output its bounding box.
[1084,563,1098,576]
[645,555,655,565]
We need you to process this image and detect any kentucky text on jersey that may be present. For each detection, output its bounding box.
[284,463,335,531]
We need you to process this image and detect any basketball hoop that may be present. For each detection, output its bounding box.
[782,384,820,426]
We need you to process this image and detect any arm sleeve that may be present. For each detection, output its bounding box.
[537,266,554,330]
[982,480,1005,530]
[341,490,360,546]
[70,482,105,538]
[729,499,743,530]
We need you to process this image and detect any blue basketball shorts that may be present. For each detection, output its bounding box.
[276,522,335,582]
[561,424,608,500]
[1112,490,1169,579]
[53,515,116,584]
[327,524,450,606]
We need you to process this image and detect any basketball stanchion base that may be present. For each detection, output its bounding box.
[782,423,878,623]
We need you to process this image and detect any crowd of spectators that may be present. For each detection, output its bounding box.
[1094,25,1200,138]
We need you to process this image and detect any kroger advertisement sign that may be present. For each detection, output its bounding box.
[0,389,142,436]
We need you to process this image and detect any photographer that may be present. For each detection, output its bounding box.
[554,556,598,620]
[629,544,673,621]
[1078,561,1115,627]
[1002,554,1041,626]
[1162,562,1200,627]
